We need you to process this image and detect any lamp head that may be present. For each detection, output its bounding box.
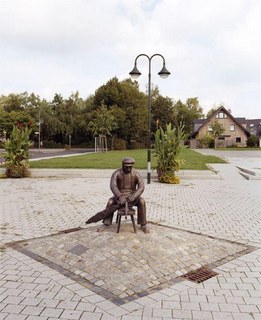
[129,65,141,79]
[158,65,171,79]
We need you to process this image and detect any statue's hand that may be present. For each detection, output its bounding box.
[127,194,136,203]
[118,195,127,205]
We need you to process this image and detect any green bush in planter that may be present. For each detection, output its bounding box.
[158,172,180,184]
[153,123,185,184]
[3,126,32,178]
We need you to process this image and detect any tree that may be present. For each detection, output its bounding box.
[247,135,259,147]
[209,120,225,148]
[0,93,37,137]
[119,79,147,145]
[0,109,34,137]
[45,92,85,145]
[0,92,28,112]
[0,87,208,150]
[93,77,147,145]
[87,102,118,137]
[173,98,203,137]
[93,77,125,108]
[87,102,119,151]
[206,107,219,118]
[151,87,175,132]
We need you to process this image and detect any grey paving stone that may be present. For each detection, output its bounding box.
[192,310,213,320]
[172,309,192,319]
[19,297,42,306]
[59,309,83,319]
[232,313,256,320]
[0,161,260,320]
[26,317,48,320]
[40,307,63,318]
[4,315,27,320]
[152,307,172,317]
[219,303,240,312]
[2,296,24,305]
[80,311,103,319]
[1,304,25,314]
[212,311,234,320]
[21,305,44,316]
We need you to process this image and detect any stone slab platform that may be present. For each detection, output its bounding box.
[9,223,253,305]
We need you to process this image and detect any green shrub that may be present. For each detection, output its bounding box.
[129,141,146,149]
[112,138,126,150]
[42,140,63,148]
[153,123,185,184]
[3,126,32,178]
[158,172,180,184]
[226,144,238,148]
[247,135,259,147]
[197,134,214,148]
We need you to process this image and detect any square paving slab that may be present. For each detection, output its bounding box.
[10,223,254,305]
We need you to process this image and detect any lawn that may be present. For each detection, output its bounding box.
[29,148,227,170]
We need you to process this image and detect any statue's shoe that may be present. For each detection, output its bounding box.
[141,225,150,234]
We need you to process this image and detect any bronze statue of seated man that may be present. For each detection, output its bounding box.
[103,157,149,233]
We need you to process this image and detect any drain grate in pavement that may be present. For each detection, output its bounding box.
[181,266,218,283]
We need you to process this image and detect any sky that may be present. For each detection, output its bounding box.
[0,0,260,119]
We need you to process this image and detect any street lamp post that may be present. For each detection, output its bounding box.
[129,54,171,184]
[38,110,41,152]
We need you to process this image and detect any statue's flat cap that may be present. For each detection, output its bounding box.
[122,157,135,166]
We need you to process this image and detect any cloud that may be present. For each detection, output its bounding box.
[0,0,260,118]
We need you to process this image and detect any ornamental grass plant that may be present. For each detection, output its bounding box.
[2,125,32,178]
[153,123,186,184]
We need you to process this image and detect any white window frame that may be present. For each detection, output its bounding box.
[216,112,227,119]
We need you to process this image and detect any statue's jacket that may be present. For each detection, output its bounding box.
[110,168,144,200]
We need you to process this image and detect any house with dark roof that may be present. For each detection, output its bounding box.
[190,106,258,148]
[237,118,261,138]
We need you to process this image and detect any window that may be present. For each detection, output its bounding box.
[216,112,227,119]
[236,137,241,143]
[230,125,235,131]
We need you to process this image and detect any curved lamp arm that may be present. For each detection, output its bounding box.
[129,53,171,79]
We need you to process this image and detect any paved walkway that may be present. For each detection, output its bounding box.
[0,157,261,319]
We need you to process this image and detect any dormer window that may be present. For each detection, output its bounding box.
[216,112,227,119]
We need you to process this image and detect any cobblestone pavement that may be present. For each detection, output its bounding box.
[9,225,251,306]
[0,159,261,319]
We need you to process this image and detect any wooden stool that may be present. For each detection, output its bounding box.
[116,205,136,233]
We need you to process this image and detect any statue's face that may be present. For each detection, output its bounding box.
[122,165,132,174]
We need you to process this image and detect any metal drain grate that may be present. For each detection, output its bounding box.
[181,267,218,283]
